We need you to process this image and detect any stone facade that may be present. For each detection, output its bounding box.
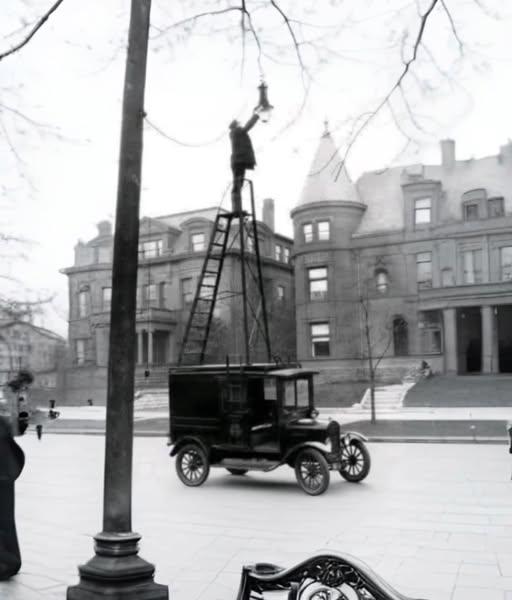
[61,203,295,404]
[0,319,66,402]
[292,132,512,382]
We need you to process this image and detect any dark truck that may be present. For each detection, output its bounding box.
[168,363,370,495]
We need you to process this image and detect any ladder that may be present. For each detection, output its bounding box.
[178,180,271,366]
[178,212,232,365]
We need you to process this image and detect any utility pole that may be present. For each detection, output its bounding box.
[67,1,168,598]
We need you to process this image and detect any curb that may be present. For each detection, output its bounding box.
[29,429,509,444]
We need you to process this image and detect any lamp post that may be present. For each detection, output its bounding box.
[67,1,168,598]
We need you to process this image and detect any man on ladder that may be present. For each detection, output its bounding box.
[229,110,260,212]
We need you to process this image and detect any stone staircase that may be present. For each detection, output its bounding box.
[356,382,416,410]
[134,388,168,410]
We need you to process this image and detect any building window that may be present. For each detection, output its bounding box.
[414,198,431,226]
[142,283,158,307]
[375,269,389,294]
[393,316,408,356]
[488,197,504,218]
[78,291,89,318]
[138,239,163,259]
[462,249,482,284]
[181,278,193,307]
[303,223,313,243]
[441,268,454,287]
[283,247,290,263]
[159,282,167,308]
[277,285,285,302]
[246,233,254,253]
[97,246,111,263]
[464,203,479,221]
[191,232,205,252]
[311,323,330,357]
[501,246,512,281]
[308,267,328,301]
[419,310,442,354]
[75,339,86,365]
[416,252,432,289]
[275,244,282,262]
[317,221,330,241]
[102,287,112,311]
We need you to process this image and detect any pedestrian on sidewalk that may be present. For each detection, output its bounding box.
[0,416,25,579]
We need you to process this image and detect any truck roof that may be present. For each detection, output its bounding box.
[169,363,317,378]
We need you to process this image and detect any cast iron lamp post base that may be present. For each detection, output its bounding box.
[67,532,168,600]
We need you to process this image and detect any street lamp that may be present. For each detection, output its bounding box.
[67,1,168,598]
[255,81,274,122]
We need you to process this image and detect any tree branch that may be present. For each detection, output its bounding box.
[0,0,67,62]
[309,0,441,178]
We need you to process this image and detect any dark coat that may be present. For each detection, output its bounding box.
[0,417,24,580]
[230,114,259,170]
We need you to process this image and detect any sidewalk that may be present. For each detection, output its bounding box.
[3,436,512,600]
[32,404,512,443]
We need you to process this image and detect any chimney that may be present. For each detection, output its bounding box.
[262,198,275,231]
[440,139,456,169]
[97,220,112,237]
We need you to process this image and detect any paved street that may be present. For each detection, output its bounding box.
[2,435,512,600]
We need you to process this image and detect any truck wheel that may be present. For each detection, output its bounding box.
[294,448,330,496]
[175,443,209,487]
[339,439,371,482]
[227,468,248,476]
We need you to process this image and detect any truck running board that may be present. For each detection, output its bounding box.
[215,458,281,472]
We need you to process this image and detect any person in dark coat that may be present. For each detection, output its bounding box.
[229,112,260,210]
[0,416,25,580]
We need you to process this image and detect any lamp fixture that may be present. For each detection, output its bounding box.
[255,81,274,123]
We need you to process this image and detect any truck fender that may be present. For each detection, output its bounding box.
[283,441,331,466]
[169,436,209,458]
[340,431,368,446]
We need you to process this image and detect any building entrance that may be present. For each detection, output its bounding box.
[456,307,482,374]
[497,305,512,373]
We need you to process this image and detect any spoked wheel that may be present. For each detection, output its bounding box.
[226,468,248,476]
[175,443,210,487]
[339,439,371,482]
[294,448,330,496]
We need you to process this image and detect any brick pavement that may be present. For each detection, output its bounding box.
[1,435,512,600]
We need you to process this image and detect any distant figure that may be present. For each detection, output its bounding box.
[0,416,24,579]
[87,399,93,407]
[420,360,432,378]
[36,424,43,440]
[229,111,259,210]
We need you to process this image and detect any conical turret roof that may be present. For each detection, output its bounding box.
[297,129,360,206]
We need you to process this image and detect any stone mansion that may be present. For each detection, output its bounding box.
[62,131,512,403]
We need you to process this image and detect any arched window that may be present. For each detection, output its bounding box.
[393,316,409,356]
[375,269,389,294]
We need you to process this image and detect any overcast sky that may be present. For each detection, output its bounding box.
[1,0,512,337]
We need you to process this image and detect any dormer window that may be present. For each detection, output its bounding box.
[138,239,162,259]
[414,198,431,226]
[463,203,479,221]
[461,188,486,221]
[488,197,504,218]
[191,232,205,252]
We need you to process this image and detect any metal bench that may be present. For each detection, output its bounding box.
[236,552,427,600]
